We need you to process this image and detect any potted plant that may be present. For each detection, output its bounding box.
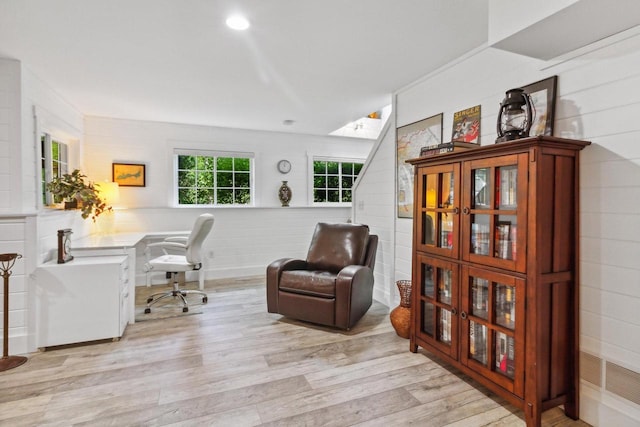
[46,169,112,221]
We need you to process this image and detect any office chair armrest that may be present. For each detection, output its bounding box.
[144,241,189,266]
[145,241,187,250]
[164,236,188,243]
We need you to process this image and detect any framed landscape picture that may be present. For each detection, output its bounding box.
[396,113,443,218]
[113,163,145,187]
[521,75,557,137]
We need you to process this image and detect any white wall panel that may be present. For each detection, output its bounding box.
[581,261,640,299]
[0,59,21,213]
[353,119,396,306]
[113,206,352,284]
[0,216,30,356]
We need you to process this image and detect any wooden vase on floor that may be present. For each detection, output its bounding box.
[390,280,411,339]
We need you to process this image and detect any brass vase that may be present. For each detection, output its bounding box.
[390,280,412,339]
[278,181,292,207]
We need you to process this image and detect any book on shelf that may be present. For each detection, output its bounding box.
[496,332,508,373]
[510,224,517,260]
[419,141,479,157]
[471,322,486,363]
[498,166,518,207]
[495,222,512,259]
[472,223,490,255]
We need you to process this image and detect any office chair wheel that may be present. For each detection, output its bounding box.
[202,296,208,303]
[144,308,151,314]
[183,307,188,313]
[146,297,153,303]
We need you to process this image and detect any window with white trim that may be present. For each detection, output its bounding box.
[312,158,363,203]
[175,150,253,206]
[41,133,69,205]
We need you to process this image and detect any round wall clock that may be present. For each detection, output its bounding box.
[277,159,291,174]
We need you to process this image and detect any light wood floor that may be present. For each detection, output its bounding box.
[1,276,590,426]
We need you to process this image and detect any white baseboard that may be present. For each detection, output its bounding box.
[137,265,266,286]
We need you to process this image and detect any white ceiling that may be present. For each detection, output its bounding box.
[0,0,489,136]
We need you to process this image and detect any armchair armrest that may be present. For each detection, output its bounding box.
[335,265,374,329]
[266,258,308,313]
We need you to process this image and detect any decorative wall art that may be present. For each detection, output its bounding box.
[521,75,557,137]
[451,105,481,144]
[112,163,146,187]
[396,113,443,218]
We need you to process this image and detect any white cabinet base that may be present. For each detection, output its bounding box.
[36,256,129,348]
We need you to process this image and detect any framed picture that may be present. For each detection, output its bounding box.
[521,75,557,137]
[396,113,443,218]
[452,105,481,144]
[112,163,145,187]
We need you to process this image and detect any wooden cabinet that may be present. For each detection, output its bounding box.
[408,136,590,427]
[36,255,130,347]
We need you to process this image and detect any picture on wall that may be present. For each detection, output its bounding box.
[113,163,145,187]
[451,105,481,144]
[396,113,443,218]
[521,75,557,137]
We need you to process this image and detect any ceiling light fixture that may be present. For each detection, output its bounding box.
[226,15,250,31]
[282,119,295,126]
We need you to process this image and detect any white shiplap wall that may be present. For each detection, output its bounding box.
[1,58,88,356]
[111,206,353,284]
[355,29,640,426]
[0,59,21,213]
[353,119,397,306]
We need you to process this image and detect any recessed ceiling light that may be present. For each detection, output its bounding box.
[283,119,295,126]
[226,15,250,31]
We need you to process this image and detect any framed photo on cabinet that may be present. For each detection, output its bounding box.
[521,75,557,137]
[396,113,443,218]
[451,105,481,144]
[112,163,146,187]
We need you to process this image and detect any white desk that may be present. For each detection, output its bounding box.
[70,231,190,327]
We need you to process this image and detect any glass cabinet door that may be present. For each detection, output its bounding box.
[460,266,525,397]
[461,154,528,273]
[414,254,458,359]
[415,163,461,259]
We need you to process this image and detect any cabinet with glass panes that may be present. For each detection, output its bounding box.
[408,136,590,427]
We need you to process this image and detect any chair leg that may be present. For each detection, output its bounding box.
[198,269,204,291]
[144,272,208,313]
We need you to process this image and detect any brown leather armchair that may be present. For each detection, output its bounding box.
[266,222,378,330]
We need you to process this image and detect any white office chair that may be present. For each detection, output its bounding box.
[142,213,214,313]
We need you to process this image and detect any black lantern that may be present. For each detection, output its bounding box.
[496,88,533,143]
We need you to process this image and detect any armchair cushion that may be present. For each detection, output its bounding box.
[279,270,337,298]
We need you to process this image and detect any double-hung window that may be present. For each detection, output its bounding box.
[175,150,253,206]
[41,133,69,205]
[312,158,363,204]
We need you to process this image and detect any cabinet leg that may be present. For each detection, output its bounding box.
[525,402,542,427]
[564,400,579,420]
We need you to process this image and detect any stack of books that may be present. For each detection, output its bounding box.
[419,141,479,157]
